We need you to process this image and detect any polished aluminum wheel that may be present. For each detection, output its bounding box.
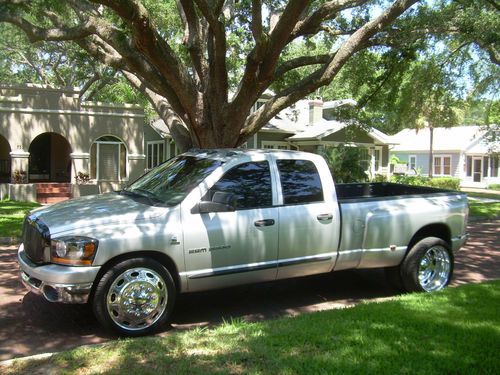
[106,267,168,331]
[418,245,451,292]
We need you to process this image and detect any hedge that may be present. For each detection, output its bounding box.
[391,175,460,190]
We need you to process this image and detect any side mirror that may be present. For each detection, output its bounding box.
[191,191,236,214]
[196,201,235,213]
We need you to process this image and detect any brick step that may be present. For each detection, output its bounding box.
[37,192,72,198]
[36,187,72,194]
[35,183,72,204]
[38,196,71,204]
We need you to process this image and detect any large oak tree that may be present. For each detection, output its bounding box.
[1,0,495,150]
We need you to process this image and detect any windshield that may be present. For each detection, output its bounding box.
[123,155,223,206]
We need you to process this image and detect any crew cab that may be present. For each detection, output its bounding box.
[18,149,468,335]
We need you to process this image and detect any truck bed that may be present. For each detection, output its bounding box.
[335,182,458,202]
[333,181,467,271]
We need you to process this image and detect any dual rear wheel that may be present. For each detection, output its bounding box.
[386,237,453,293]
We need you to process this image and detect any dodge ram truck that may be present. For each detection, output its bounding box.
[18,149,468,335]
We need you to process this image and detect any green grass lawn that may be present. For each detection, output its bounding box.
[466,193,500,219]
[3,281,499,375]
[468,201,500,219]
[0,200,40,237]
[464,192,500,219]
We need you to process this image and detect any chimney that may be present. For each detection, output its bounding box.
[308,98,323,125]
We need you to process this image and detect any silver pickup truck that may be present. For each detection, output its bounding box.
[19,149,468,335]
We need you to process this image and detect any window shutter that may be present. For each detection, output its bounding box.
[99,144,119,180]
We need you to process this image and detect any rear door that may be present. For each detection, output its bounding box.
[275,158,340,279]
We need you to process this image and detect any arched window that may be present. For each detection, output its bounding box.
[90,136,127,181]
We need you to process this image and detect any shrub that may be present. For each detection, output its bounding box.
[320,145,368,183]
[372,174,388,182]
[390,174,430,186]
[390,174,460,190]
[488,184,500,191]
[428,177,460,190]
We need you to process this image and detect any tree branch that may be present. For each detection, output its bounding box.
[291,0,370,39]
[90,0,197,107]
[274,53,335,79]
[79,70,102,98]
[230,0,310,127]
[177,0,207,84]
[251,0,263,43]
[192,0,228,102]
[121,71,193,151]
[0,9,95,42]
[240,0,419,141]
[259,0,310,79]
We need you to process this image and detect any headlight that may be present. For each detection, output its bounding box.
[50,236,98,266]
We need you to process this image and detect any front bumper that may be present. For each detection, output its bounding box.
[18,244,101,304]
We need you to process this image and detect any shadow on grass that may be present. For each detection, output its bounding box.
[6,281,500,375]
[0,201,40,215]
[0,201,40,237]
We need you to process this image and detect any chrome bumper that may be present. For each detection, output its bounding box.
[451,233,468,253]
[18,244,100,304]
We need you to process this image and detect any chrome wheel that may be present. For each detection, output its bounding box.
[418,245,451,292]
[106,267,168,331]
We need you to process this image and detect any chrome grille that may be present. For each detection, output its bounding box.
[22,215,50,264]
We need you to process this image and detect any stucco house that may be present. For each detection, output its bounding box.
[0,84,145,202]
[390,126,499,188]
[146,97,396,178]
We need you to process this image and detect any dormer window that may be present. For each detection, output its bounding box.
[251,99,267,113]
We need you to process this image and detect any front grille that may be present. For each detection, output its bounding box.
[22,215,50,264]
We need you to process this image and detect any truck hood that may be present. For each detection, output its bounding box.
[30,192,167,236]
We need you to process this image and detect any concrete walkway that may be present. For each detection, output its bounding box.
[461,187,500,196]
[0,220,498,361]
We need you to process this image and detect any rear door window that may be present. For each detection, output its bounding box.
[277,159,324,204]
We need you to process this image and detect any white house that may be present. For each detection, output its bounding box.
[390,125,499,188]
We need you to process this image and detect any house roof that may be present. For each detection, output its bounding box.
[286,119,397,144]
[390,126,488,153]
[286,120,346,140]
[150,118,172,138]
[260,114,302,134]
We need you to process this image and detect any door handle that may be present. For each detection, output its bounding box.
[317,213,333,221]
[254,219,275,227]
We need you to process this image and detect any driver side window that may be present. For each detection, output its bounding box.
[203,161,272,210]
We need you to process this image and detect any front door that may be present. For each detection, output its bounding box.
[181,160,279,292]
[473,157,482,183]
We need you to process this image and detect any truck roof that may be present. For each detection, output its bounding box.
[183,148,316,162]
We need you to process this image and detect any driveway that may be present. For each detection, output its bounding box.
[0,220,498,361]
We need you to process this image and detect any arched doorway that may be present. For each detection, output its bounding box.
[0,134,11,182]
[29,132,72,182]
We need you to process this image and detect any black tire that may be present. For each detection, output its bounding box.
[400,237,453,293]
[92,257,176,336]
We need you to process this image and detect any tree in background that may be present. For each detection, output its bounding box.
[310,0,499,134]
[0,0,430,150]
[0,1,498,150]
